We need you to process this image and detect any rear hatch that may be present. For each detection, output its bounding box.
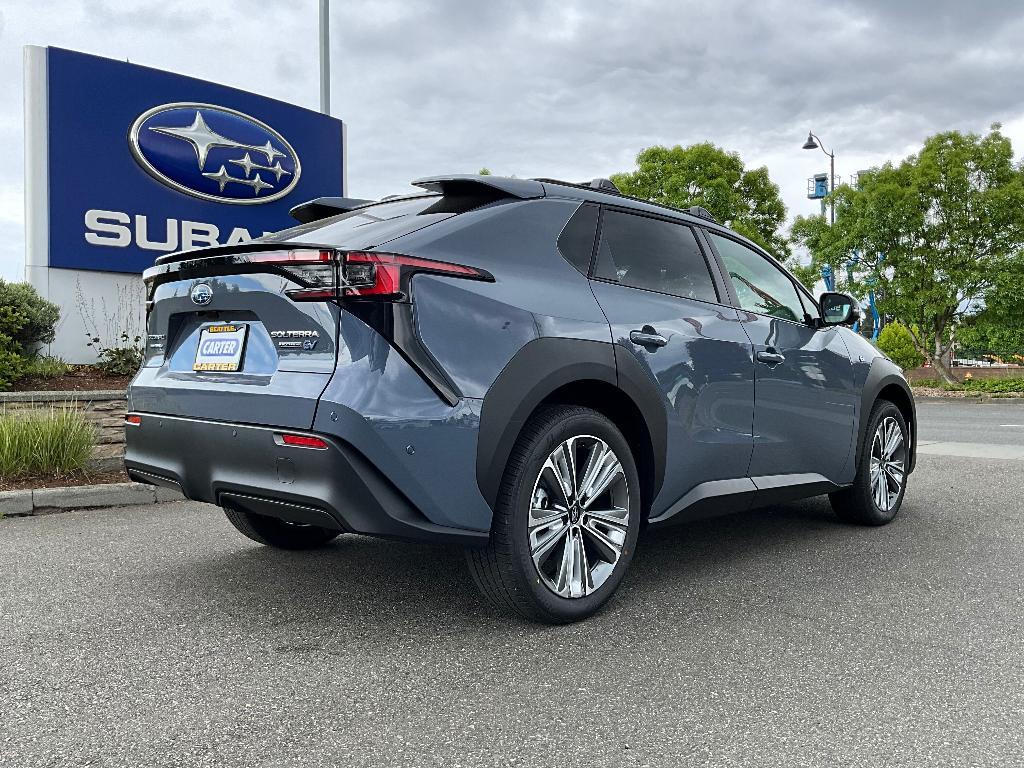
[129,192,493,429]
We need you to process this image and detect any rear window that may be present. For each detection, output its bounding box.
[262,196,447,246]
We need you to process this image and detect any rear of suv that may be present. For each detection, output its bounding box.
[125,174,916,623]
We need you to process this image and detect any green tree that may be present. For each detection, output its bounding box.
[877,322,924,370]
[477,167,492,176]
[611,143,790,260]
[792,125,1024,383]
[955,255,1024,362]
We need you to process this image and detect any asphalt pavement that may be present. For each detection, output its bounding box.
[1,401,1022,767]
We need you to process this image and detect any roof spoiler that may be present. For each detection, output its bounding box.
[412,175,545,199]
[289,196,376,223]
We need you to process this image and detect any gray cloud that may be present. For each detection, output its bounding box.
[3,0,1024,281]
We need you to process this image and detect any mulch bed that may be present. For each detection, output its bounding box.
[10,367,130,392]
[0,469,130,492]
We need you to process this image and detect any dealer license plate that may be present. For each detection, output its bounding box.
[193,324,248,372]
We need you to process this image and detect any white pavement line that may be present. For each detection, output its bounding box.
[916,441,1024,460]
[999,424,1024,427]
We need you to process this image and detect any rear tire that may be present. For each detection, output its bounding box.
[466,405,641,624]
[223,506,341,549]
[829,399,909,526]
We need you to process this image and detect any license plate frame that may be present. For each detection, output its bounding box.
[193,324,249,372]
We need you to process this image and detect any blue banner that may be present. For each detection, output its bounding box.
[45,47,344,274]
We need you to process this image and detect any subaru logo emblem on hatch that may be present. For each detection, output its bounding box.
[129,103,301,204]
[190,283,213,305]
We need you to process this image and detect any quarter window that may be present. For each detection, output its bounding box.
[594,210,718,303]
[709,234,806,323]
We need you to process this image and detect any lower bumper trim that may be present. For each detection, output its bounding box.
[124,413,487,546]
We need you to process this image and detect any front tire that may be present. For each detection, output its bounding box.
[466,405,641,624]
[829,399,909,525]
[223,506,341,549]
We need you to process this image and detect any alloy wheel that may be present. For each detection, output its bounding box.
[528,435,630,598]
[869,415,905,513]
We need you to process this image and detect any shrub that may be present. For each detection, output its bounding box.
[956,377,1024,393]
[877,322,924,370]
[0,341,26,391]
[0,406,95,480]
[0,280,60,350]
[89,331,144,376]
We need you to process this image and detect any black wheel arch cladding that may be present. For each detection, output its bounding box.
[476,337,667,511]
[858,356,917,474]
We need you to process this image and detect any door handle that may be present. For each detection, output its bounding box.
[630,328,668,348]
[756,350,786,366]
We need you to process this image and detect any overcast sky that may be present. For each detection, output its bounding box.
[3,0,1024,281]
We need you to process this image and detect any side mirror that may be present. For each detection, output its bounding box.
[818,292,861,326]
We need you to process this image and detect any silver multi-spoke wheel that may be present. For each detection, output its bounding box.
[528,435,630,599]
[869,415,905,512]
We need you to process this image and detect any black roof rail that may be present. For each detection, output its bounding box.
[412,175,545,199]
[685,206,718,223]
[533,177,623,196]
[587,178,621,193]
[289,196,376,223]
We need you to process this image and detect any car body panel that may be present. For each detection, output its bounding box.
[589,281,756,518]
[737,312,858,484]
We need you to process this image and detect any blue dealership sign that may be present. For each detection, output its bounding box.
[43,47,344,274]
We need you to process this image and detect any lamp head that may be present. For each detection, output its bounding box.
[802,132,819,150]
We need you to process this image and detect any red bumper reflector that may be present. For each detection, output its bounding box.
[279,434,329,450]
[125,415,142,426]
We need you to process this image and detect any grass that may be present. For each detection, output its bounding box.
[0,406,95,481]
[910,376,1024,393]
[20,355,71,379]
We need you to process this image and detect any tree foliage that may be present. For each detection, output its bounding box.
[611,143,790,260]
[791,125,1024,383]
[955,254,1024,361]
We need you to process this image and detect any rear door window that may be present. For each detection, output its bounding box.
[594,210,719,303]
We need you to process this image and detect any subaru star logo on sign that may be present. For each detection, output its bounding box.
[129,104,302,205]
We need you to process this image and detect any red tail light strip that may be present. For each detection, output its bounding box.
[276,433,330,450]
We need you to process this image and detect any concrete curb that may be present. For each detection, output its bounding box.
[0,389,126,404]
[914,396,1024,404]
[0,482,184,518]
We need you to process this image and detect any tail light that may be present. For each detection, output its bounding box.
[337,252,489,300]
[254,249,491,302]
[142,247,491,303]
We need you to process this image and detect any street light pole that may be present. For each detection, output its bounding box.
[802,131,835,225]
[319,0,330,115]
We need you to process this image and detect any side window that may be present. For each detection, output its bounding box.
[594,210,719,303]
[557,203,599,275]
[709,233,806,323]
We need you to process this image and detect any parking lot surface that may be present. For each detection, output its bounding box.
[1,403,1022,767]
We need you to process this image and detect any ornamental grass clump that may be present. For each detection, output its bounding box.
[0,405,95,480]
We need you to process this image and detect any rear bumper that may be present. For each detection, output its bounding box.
[123,413,487,545]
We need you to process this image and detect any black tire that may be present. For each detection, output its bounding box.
[222,506,341,549]
[466,405,641,624]
[829,399,909,526]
